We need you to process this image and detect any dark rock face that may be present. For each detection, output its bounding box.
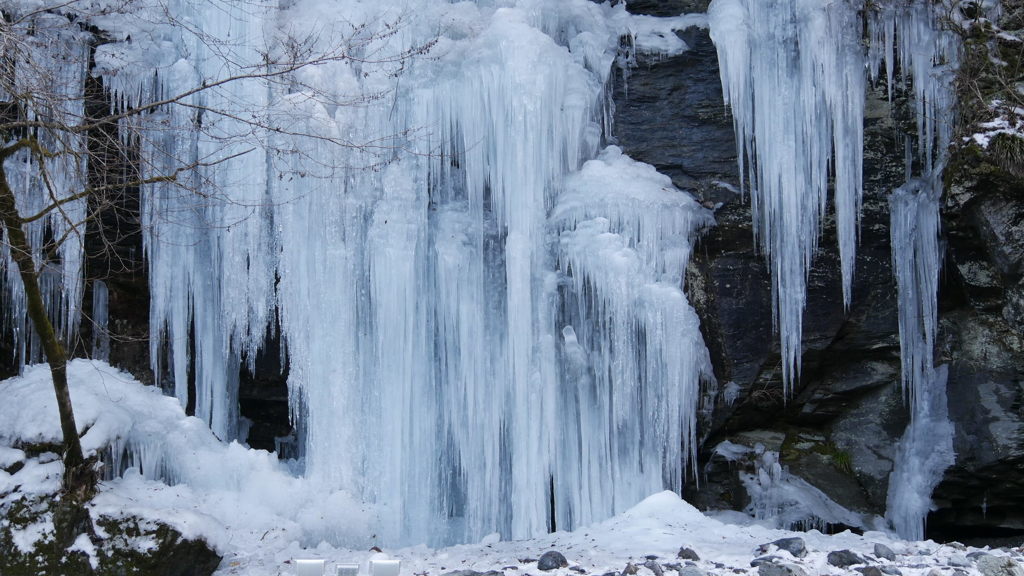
[616,0,1024,545]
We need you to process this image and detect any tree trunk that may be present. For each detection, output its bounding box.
[0,166,95,502]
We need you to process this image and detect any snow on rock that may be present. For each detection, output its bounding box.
[1,363,1020,576]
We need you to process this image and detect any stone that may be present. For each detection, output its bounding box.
[874,544,897,562]
[538,552,570,572]
[751,557,781,567]
[678,548,701,561]
[828,550,867,568]
[857,567,884,576]
[678,567,707,576]
[771,538,808,559]
[879,567,903,576]
[644,560,665,576]
[977,556,1024,576]
[444,571,504,576]
[757,562,807,576]
[624,563,639,575]
[949,555,972,568]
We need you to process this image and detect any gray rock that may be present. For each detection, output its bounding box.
[443,571,504,576]
[857,567,884,576]
[624,564,639,575]
[678,548,701,561]
[927,569,946,576]
[771,538,808,559]
[949,555,972,568]
[751,557,782,567]
[538,552,569,572]
[874,544,897,562]
[644,560,665,576]
[757,563,807,576]
[977,556,1024,576]
[879,567,903,576]
[828,550,868,568]
[968,552,992,560]
[678,567,706,576]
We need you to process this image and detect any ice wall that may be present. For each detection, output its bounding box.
[14,0,714,546]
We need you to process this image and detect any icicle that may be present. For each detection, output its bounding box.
[708,0,865,391]
[92,280,110,362]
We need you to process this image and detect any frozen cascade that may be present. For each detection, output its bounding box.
[886,182,954,540]
[874,1,961,540]
[0,0,718,546]
[708,0,865,390]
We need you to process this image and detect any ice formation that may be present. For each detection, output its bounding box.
[708,0,866,390]
[0,0,714,546]
[0,9,90,367]
[873,1,960,540]
[709,0,962,539]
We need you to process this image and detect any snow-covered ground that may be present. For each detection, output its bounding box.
[2,361,1023,576]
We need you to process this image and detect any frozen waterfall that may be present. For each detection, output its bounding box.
[0,0,717,546]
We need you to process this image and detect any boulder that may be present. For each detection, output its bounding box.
[828,550,867,568]
[538,552,569,572]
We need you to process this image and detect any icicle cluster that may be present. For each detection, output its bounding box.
[709,0,964,538]
[0,10,89,365]
[885,180,954,541]
[707,0,865,390]
[871,1,961,540]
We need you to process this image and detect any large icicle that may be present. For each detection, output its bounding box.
[708,0,865,390]
[885,179,954,541]
[872,0,960,540]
